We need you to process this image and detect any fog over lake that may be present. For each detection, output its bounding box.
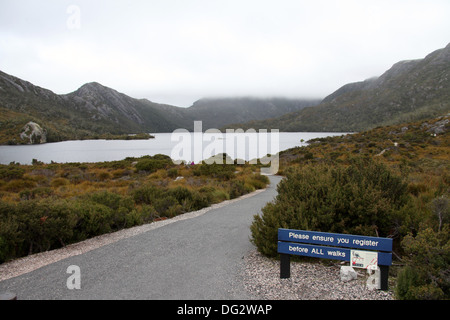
[0,132,347,165]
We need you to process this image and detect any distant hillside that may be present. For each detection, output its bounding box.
[4,43,448,144]
[0,71,184,144]
[228,43,450,132]
[187,97,319,130]
[62,82,185,133]
[0,70,317,144]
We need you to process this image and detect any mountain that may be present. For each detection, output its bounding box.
[0,71,183,144]
[62,82,186,133]
[187,97,319,130]
[63,89,318,132]
[228,43,450,132]
[5,42,448,144]
[0,71,93,144]
[0,70,318,144]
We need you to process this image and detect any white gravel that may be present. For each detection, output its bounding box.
[241,249,394,300]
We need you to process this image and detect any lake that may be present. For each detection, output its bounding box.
[0,132,347,165]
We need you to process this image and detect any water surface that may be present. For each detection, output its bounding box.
[0,132,346,165]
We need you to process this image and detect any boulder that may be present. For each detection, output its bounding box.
[340,266,357,282]
[20,121,47,144]
[427,118,449,135]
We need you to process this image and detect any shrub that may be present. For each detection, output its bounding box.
[0,165,25,180]
[211,189,229,203]
[228,180,246,199]
[90,190,122,211]
[395,266,422,300]
[167,168,179,179]
[194,163,236,180]
[168,186,193,204]
[0,201,22,263]
[4,179,37,192]
[111,169,126,178]
[250,157,411,257]
[407,183,428,196]
[88,191,134,230]
[396,227,449,300]
[50,177,69,188]
[19,187,53,200]
[120,208,142,227]
[133,184,164,204]
[72,200,113,240]
[139,205,158,224]
[153,196,182,218]
[304,152,314,160]
[13,199,78,254]
[135,155,171,173]
[190,190,210,210]
[96,170,112,181]
[246,175,269,190]
[35,199,79,248]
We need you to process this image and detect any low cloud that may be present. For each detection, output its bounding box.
[1,0,450,107]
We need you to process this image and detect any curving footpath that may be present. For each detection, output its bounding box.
[0,175,282,300]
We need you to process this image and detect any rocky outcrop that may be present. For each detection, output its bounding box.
[20,122,47,144]
[423,116,449,135]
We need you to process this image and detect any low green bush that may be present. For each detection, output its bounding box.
[135,154,172,173]
[153,196,182,217]
[4,199,79,256]
[167,168,178,178]
[168,186,193,204]
[396,227,449,300]
[0,201,21,263]
[228,180,246,199]
[0,165,25,181]
[250,157,411,257]
[194,163,236,180]
[72,200,114,240]
[5,179,37,192]
[190,190,211,210]
[19,187,53,200]
[132,184,164,204]
[246,174,270,189]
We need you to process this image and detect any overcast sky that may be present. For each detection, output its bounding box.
[1,0,450,107]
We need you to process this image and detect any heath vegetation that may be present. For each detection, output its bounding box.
[251,115,449,300]
[0,154,269,263]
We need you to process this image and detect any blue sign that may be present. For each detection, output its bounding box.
[278,242,349,261]
[277,242,392,266]
[278,229,392,252]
